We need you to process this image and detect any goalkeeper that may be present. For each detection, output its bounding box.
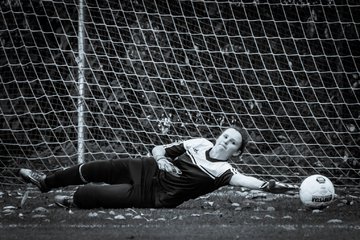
[19,126,297,209]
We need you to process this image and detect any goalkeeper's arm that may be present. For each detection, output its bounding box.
[229,172,265,189]
[230,173,299,194]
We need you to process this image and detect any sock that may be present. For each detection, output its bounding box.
[45,165,86,189]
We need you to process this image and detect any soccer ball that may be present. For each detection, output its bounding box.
[299,175,335,209]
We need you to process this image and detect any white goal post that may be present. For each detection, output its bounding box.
[0,0,359,187]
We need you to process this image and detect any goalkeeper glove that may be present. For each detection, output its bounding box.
[260,179,299,194]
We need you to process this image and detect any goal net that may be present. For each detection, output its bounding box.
[1,0,359,187]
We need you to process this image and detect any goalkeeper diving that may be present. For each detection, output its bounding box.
[19,126,298,209]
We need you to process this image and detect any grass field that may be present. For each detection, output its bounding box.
[1,186,359,240]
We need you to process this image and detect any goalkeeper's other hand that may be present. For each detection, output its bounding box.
[260,179,299,194]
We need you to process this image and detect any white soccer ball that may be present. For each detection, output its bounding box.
[299,174,335,209]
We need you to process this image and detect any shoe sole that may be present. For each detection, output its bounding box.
[55,201,70,208]
[54,196,73,208]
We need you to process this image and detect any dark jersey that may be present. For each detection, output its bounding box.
[155,138,239,207]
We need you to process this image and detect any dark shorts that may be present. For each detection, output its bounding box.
[74,157,159,209]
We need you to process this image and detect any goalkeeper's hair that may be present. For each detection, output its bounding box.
[227,125,249,156]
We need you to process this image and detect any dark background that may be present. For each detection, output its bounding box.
[0,0,359,186]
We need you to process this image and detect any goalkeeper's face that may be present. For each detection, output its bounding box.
[212,128,243,160]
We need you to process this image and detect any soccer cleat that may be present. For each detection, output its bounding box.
[19,168,50,193]
[54,195,75,208]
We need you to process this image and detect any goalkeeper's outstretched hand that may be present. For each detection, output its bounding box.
[260,179,299,194]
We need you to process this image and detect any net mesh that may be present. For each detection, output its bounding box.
[1,0,359,187]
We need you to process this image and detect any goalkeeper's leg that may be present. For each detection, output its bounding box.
[71,158,157,208]
[54,184,135,209]
[72,183,156,209]
[46,159,135,189]
[20,158,139,192]
[19,166,87,192]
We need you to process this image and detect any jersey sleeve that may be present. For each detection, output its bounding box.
[163,138,210,160]
[215,167,239,186]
